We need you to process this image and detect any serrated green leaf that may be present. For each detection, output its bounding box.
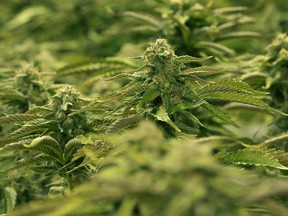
[28,165,59,174]
[262,148,288,167]
[24,136,63,163]
[139,85,160,106]
[18,154,56,166]
[0,89,27,102]
[176,122,198,133]
[201,103,240,128]
[0,142,26,152]
[170,99,204,114]
[96,84,150,102]
[161,92,171,112]
[217,148,288,170]
[154,106,181,132]
[180,66,233,77]
[179,110,204,127]
[0,114,40,124]
[58,57,136,76]
[197,78,266,96]
[25,106,52,114]
[64,138,83,162]
[200,90,283,115]
[176,55,212,63]
[106,115,142,134]
[0,120,57,144]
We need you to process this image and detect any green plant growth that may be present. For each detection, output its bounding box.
[117,0,259,58]
[11,122,288,216]
[0,62,52,114]
[77,38,284,136]
[0,135,112,193]
[240,33,288,133]
[0,85,95,145]
[1,0,288,215]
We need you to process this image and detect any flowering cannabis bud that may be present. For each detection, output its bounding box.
[15,62,48,107]
[48,85,89,143]
[49,85,81,113]
[266,33,288,61]
[144,38,183,81]
[144,38,176,64]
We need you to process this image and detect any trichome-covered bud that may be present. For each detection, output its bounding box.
[266,33,288,62]
[144,38,182,78]
[49,85,81,113]
[48,85,89,142]
[15,62,48,106]
[144,38,176,65]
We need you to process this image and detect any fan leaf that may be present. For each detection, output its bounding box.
[64,138,84,162]
[24,136,63,163]
[176,55,212,63]
[0,114,40,124]
[154,106,181,132]
[201,103,240,128]
[217,148,288,170]
[106,115,142,134]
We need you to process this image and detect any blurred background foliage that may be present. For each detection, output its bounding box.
[0,0,287,62]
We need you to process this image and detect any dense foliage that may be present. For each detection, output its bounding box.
[1,0,288,215]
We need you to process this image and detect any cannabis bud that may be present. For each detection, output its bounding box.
[48,85,88,142]
[144,38,182,78]
[144,38,178,68]
[266,33,288,60]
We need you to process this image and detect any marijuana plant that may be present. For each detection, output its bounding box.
[10,122,288,216]
[1,1,288,215]
[0,164,41,214]
[0,135,112,193]
[0,85,113,200]
[240,33,288,133]
[0,85,94,145]
[263,33,288,113]
[0,62,51,114]
[117,0,259,59]
[77,38,283,136]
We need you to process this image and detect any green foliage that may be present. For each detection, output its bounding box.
[118,0,259,58]
[263,33,288,112]
[0,62,52,114]
[0,85,97,145]
[240,33,288,133]
[217,132,288,170]
[10,122,288,216]
[1,0,288,215]
[0,135,111,193]
[78,38,283,136]
[217,148,288,170]
[0,187,17,214]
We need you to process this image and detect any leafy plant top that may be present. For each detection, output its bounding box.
[81,38,284,136]
[119,0,259,58]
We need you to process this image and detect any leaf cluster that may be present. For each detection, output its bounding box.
[11,122,288,216]
[118,0,259,59]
